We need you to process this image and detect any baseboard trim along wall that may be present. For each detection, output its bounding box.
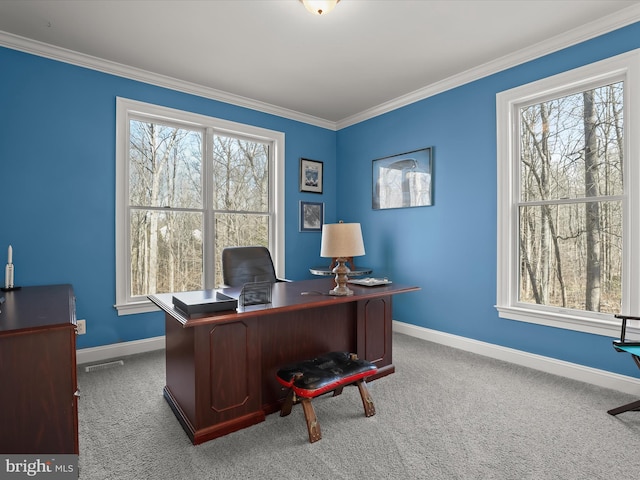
[393,321,640,397]
[76,336,165,365]
[76,323,640,396]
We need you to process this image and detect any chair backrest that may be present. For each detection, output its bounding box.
[222,246,278,287]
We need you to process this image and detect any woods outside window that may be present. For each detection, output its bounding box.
[115,98,284,314]
[496,50,640,336]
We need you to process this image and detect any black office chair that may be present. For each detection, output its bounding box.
[608,314,640,416]
[221,246,286,287]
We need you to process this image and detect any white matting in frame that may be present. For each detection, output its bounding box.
[300,158,323,194]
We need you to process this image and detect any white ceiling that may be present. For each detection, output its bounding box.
[0,0,639,127]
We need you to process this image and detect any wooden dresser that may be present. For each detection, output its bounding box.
[0,284,79,454]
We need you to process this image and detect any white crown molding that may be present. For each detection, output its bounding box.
[0,30,336,131]
[1,5,639,131]
[336,4,640,129]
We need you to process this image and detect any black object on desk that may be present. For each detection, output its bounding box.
[172,290,238,315]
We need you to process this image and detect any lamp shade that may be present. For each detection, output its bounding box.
[320,222,365,258]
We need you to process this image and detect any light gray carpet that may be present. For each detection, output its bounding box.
[77,333,640,479]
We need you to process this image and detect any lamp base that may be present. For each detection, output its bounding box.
[328,285,354,296]
[328,258,353,296]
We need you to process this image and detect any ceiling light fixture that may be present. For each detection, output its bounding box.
[300,0,340,16]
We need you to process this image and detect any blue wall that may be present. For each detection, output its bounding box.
[1,21,639,378]
[337,22,640,378]
[0,46,334,349]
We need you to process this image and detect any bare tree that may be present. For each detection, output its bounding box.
[518,82,623,313]
[129,122,271,294]
[584,90,601,311]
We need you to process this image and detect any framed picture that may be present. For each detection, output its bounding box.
[299,201,324,232]
[239,281,272,307]
[372,147,433,210]
[300,158,323,194]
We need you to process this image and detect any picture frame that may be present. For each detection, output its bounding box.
[299,201,324,232]
[300,158,323,194]
[239,281,272,307]
[372,147,433,210]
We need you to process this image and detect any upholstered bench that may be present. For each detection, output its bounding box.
[276,351,378,443]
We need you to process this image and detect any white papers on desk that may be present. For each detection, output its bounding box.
[347,278,392,286]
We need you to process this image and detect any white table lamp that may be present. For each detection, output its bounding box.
[320,221,365,296]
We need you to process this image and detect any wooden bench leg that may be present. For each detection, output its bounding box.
[332,386,344,397]
[301,398,322,443]
[280,388,295,417]
[356,380,376,417]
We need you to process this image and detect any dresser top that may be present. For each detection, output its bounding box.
[0,284,74,333]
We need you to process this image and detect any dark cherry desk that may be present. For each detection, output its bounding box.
[149,277,419,445]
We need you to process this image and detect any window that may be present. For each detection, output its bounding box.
[496,50,640,336]
[115,98,284,314]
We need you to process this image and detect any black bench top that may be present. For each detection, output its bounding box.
[276,352,377,398]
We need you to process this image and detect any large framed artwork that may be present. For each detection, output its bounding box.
[300,158,323,194]
[299,201,324,232]
[372,147,433,210]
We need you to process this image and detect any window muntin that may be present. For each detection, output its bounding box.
[116,98,284,314]
[496,49,640,336]
[517,83,624,314]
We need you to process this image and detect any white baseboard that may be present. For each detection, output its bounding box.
[76,336,165,365]
[393,320,640,396]
[76,324,640,397]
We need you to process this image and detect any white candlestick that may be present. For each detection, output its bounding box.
[7,245,12,265]
[5,263,13,289]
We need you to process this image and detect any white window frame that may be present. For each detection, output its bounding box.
[114,98,285,315]
[496,49,640,337]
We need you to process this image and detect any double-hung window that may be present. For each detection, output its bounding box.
[496,50,640,336]
[115,98,284,314]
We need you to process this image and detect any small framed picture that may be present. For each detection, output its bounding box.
[300,158,323,194]
[300,201,324,232]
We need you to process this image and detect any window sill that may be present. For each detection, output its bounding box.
[495,305,637,338]
[114,300,159,316]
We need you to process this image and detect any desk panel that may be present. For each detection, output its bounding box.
[359,297,392,365]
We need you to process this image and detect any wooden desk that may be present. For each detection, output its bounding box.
[149,277,419,445]
[0,284,79,454]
